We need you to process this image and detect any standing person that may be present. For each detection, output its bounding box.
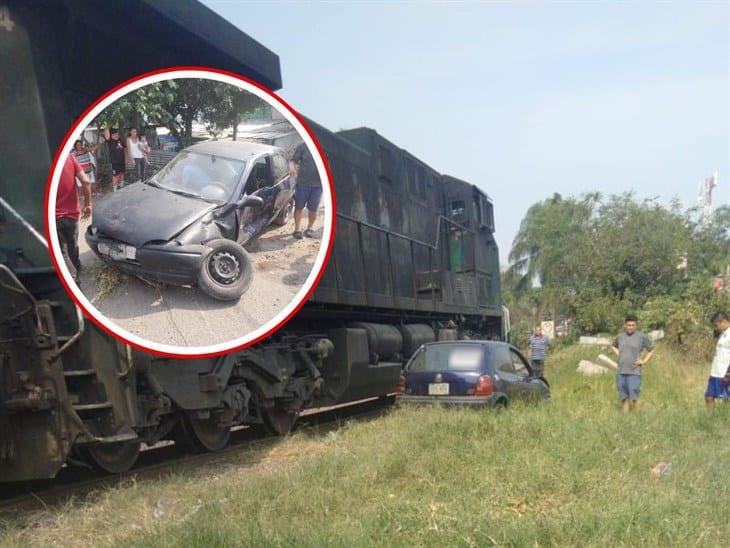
[289,142,322,239]
[104,127,126,191]
[56,154,92,284]
[127,128,147,181]
[71,140,96,195]
[528,324,550,376]
[705,311,730,408]
[140,133,151,173]
[610,314,655,413]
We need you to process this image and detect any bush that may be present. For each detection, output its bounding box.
[663,277,729,360]
[550,330,578,350]
[509,319,532,350]
[637,295,681,330]
[571,289,637,335]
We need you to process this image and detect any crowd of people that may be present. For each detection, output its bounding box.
[55,126,156,287]
[70,127,152,195]
[528,312,730,411]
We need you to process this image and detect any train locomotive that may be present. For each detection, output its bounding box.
[0,0,503,482]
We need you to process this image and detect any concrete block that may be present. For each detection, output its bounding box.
[577,360,610,375]
[597,353,618,370]
[579,336,613,346]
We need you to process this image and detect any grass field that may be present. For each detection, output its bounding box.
[1,344,728,547]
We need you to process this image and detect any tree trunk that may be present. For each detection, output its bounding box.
[232,104,238,141]
[535,304,543,326]
[184,115,193,148]
[551,300,557,327]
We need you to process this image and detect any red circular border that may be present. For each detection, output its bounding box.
[44,66,336,359]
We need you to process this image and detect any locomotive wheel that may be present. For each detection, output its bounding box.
[261,405,298,436]
[83,441,141,474]
[176,413,231,452]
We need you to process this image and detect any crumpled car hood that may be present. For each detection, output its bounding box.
[91,183,218,247]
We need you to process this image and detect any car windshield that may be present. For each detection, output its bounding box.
[407,344,484,372]
[148,150,245,202]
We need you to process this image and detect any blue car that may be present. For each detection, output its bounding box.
[397,341,550,409]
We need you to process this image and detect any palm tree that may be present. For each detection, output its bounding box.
[507,193,598,324]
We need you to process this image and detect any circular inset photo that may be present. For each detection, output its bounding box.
[46,68,334,357]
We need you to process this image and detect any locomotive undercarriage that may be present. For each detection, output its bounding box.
[0,266,335,481]
[0,266,501,482]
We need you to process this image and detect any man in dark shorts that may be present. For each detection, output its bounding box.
[610,314,655,412]
[104,127,126,191]
[289,142,322,239]
[56,154,92,283]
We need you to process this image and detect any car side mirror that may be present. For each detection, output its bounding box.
[237,195,264,209]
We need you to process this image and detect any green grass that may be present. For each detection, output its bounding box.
[2,344,728,547]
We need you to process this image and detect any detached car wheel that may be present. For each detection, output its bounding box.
[198,239,253,301]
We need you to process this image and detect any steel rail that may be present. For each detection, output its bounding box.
[0,396,394,519]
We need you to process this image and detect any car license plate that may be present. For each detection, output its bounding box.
[428,383,449,396]
[98,242,136,261]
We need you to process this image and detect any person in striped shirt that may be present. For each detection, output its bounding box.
[72,140,96,184]
[528,324,550,376]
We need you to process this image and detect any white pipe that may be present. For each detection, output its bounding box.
[0,195,47,248]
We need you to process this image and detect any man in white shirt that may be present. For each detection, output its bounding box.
[705,311,730,408]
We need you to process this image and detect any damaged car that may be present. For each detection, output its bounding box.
[396,341,550,409]
[85,140,296,301]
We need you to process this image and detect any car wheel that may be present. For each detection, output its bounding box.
[198,239,253,301]
[271,198,293,226]
[493,398,508,413]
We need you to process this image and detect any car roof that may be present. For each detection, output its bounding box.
[421,340,508,348]
[185,140,282,160]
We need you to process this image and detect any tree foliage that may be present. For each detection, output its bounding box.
[505,193,730,355]
[91,79,267,147]
[92,83,176,136]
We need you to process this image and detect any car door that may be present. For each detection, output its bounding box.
[491,345,522,401]
[238,155,274,242]
[508,347,548,401]
[270,152,294,217]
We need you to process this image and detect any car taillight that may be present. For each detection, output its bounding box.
[475,375,494,396]
[395,375,406,395]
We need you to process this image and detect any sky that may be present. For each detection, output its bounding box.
[202,0,729,264]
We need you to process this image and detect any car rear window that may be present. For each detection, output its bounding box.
[407,344,484,372]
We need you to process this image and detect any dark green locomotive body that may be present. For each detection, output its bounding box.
[0,1,502,482]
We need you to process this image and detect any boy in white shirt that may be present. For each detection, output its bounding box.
[705,311,730,408]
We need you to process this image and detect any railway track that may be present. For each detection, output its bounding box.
[0,396,394,519]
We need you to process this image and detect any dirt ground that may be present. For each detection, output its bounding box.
[76,203,322,348]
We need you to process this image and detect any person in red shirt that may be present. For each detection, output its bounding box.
[56,154,92,283]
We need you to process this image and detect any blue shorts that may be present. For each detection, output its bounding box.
[617,374,641,401]
[705,377,729,399]
[294,185,322,211]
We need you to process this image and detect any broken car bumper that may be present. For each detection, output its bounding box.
[85,229,207,286]
[396,394,499,408]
